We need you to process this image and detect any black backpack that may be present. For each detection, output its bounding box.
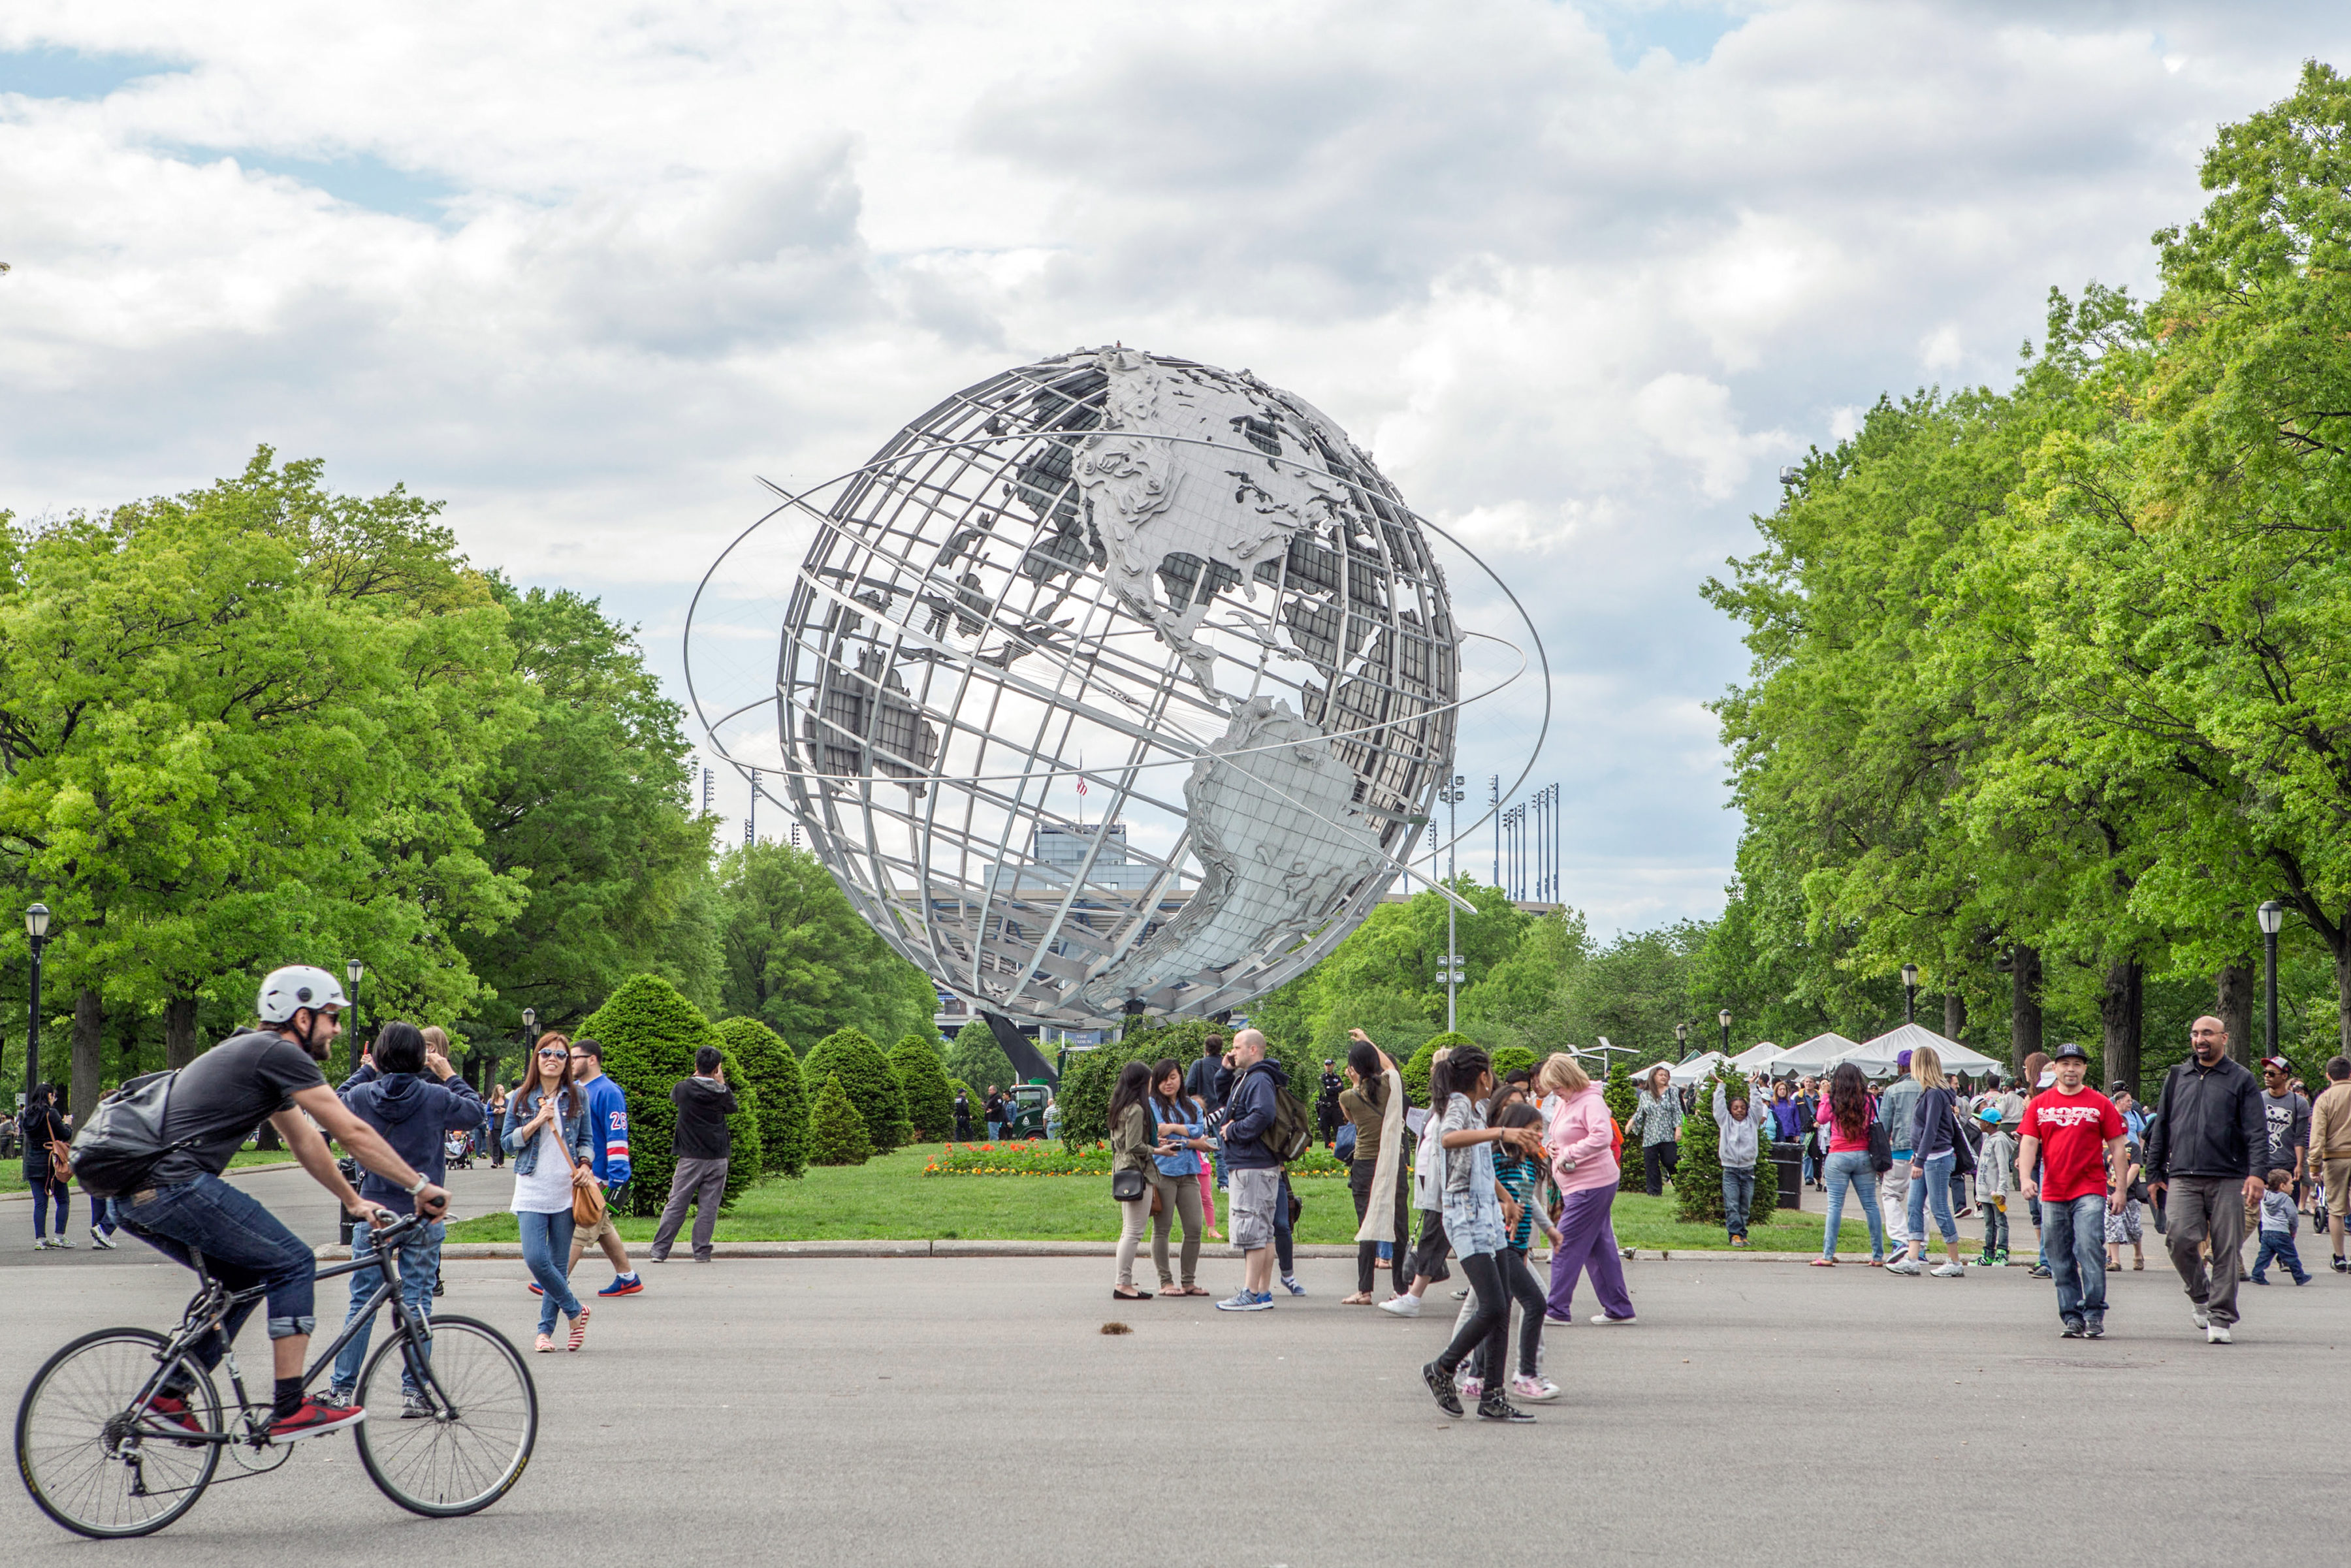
[1264,1074,1315,1164]
[69,1070,197,1198]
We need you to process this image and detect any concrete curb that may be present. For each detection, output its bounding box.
[313,1239,1844,1264]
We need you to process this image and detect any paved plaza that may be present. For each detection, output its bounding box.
[3,1181,2342,1567]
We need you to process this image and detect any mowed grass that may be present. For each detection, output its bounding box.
[443,1151,1887,1252]
[1,1148,295,1195]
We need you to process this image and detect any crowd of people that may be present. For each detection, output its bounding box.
[1101,1014,2351,1422]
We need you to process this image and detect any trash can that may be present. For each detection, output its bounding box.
[1771,1140,1803,1209]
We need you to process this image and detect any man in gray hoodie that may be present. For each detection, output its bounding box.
[650,1048,737,1264]
[1713,1080,1770,1246]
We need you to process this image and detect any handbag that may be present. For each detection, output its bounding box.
[1865,1115,1893,1175]
[571,1156,606,1228]
[1111,1167,1146,1203]
[46,1138,74,1185]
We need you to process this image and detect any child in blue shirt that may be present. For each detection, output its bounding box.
[2251,1168,2311,1285]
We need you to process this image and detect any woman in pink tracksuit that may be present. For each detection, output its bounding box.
[1537,1054,1636,1324]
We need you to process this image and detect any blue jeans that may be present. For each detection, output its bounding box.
[1821,1151,1884,1260]
[1905,1151,1959,1249]
[1721,1166,1755,1239]
[2252,1230,2308,1283]
[518,1210,580,1335]
[120,1174,317,1359]
[2045,1193,2109,1324]
[330,1219,443,1397]
[28,1175,68,1237]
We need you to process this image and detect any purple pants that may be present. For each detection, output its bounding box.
[1548,1179,1633,1320]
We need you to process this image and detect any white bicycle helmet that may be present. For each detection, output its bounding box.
[257,965,349,1023]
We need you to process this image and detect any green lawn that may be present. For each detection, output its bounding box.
[444,1155,1884,1251]
[1,1149,294,1195]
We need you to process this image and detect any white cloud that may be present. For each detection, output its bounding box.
[1,0,2344,936]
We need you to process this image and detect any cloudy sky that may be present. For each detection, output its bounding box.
[4,2,2344,936]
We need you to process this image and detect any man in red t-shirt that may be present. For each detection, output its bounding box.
[2019,1042,2126,1339]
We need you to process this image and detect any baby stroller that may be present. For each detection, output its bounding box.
[445,1127,477,1171]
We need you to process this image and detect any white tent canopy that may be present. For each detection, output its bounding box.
[1764,1032,1859,1072]
[1837,1022,2006,1077]
[1667,1051,1730,1087]
[1727,1041,1783,1071]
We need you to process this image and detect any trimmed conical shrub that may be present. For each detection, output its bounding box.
[580,973,763,1215]
[803,1026,906,1153]
[1676,1067,1776,1228]
[889,1031,955,1143]
[810,1072,872,1166]
[717,1015,808,1177]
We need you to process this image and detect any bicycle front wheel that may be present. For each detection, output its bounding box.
[16,1328,222,1539]
[354,1312,536,1516]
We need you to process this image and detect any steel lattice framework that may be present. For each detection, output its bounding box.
[688,347,1546,1027]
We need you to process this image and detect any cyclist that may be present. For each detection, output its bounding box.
[117,965,450,1443]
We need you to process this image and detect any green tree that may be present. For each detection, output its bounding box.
[808,1072,872,1166]
[944,1018,1016,1098]
[715,842,937,1048]
[456,580,718,1038]
[889,1031,956,1142]
[578,974,761,1215]
[715,1014,808,1177]
[801,1026,906,1153]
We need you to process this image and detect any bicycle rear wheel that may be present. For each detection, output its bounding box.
[353,1312,536,1516]
[16,1328,222,1539]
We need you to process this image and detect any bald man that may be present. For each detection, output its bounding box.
[1215,1029,1285,1310]
[2146,1016,2267,1343]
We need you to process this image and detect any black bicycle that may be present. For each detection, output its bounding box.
[14,1211,537,1537]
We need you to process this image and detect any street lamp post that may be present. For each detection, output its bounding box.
[24,903,49,1098]
[1674,1021,1688,1060]
[1718,1008,1732,1057]
[1901,963,1919,1025]
[345,958,366,1050]
[2257,901,2284,1063]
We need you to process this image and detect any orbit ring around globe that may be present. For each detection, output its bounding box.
[684,347,1550,1029]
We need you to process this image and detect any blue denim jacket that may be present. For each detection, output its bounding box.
[503,1086,594,1176]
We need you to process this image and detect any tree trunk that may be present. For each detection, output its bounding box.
[2216,961,2256,1068]
[164,995,201,1070]
[69,987,104,1126]
[2009,944,2042,1076]
[1943,990,1967,1042]
[2100,959,2143,1100]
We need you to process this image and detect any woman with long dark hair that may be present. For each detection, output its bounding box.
[20,1082,72,1251]
[1109,1060,1174,1301]
[1633,1064,1684,1196]
[505,1032,598,1351]
[1380,1046,1458,1317]
[1417,1044,1548,1422]
[1340,1031,1411,1304]
[1147,1057,1209,1295]
[1813,1063,1886,1267]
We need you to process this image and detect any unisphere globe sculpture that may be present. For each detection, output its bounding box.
[760,347,1463,1027]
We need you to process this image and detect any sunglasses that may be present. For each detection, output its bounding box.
[536,1048,569,1059]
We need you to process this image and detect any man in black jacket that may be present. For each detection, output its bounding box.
[650,1048,737,1264]
[2146,1016,2267,1343]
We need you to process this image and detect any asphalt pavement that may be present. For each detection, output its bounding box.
[3,1236,2344,1566]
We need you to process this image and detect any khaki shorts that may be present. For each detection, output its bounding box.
[2325,1161,2351,1216]
[1228,1168,1281,1251]
[573,1210,621,1249]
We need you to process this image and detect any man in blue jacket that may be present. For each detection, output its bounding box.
[560,1038,642,1298]
[326,1021,482,1415]
[1215,1029,1284,1313]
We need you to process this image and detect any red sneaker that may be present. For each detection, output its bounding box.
[142,1394,207,1437]
[266,1397,366,1444]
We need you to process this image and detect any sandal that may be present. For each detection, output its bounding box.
[1112,1286,1153,1300]
[1340,1290,1374,1304]
[2132,1258,2144,1270]
[1173,1285,1209,1296]
[534,1334,556,1353]
[1810,1258,1836,1268]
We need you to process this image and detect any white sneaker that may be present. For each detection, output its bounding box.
[2190,1304,2211,1330]
[1930,1262,1965,1277]
[2206,1322,2232,1344]
[1377,1294,1422,1318]
[1511,1373,1560,1403]
[90,1227,117,1250]
[29,1238,50,1251]
[1885,1258,1921,1276]
[1590,1313,1635,1325]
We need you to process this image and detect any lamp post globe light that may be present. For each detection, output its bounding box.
[24,903,50,1098]
[1718,1008,1731,1057]
[1674,1020,1688,1061]
[1901,962,1919,1025]
[2257,900,2284,1063]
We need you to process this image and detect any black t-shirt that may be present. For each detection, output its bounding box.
[153,1030,327,1185]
